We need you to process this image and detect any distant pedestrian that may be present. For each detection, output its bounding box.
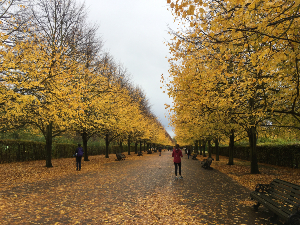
[75,144,84,171]
[172,144,183,180]
[187,148,191,159]
[159,146,162,156]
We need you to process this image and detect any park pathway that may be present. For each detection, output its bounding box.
[0,151,282,224]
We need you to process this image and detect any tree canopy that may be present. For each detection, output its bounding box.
[0,0,173,167]
[164,0,300,173]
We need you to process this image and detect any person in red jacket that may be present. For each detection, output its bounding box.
[172,144,183,180]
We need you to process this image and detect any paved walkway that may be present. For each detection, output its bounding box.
[1,151,282,224]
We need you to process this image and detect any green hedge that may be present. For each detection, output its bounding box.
[0,139,46,163]
[0,139,139,164]
[212,144,300,168]
[53,143,77,159]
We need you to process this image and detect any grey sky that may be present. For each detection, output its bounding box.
[80,0,175,137]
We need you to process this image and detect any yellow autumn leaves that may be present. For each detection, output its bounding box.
[165,0,300,147]
[0,0,173,161]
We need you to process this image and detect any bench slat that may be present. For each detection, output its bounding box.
[273,179,300,191]
[270,184,300,201]
[251,192,294,213]
[251,193,290,220]
[271,180,300,196]
[270,182,300,197]
[251,192,294,218]
[270,188,300,206]
[250,179,300,222]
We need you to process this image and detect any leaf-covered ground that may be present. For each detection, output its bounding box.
[212,155,300,191]
[1,151,296,224]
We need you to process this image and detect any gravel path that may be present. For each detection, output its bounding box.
[0,151,282,224]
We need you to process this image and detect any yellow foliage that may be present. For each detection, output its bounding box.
[164,0,300,144]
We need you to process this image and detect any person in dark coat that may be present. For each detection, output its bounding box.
[75,144,84,171]
[187,147,191,159]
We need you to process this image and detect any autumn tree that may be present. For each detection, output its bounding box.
[0,0,28,41]
[0,0,28,129]
[1,0,174,166]
[0,0,90,167]
[67,21,106,161]
[165,0,299,173]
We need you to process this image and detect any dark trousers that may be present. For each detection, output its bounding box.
[76,156,82,170]
[174,162,181,176]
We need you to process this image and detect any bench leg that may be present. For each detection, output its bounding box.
[270,214,278,223]
[253,202,260,211]
[289,214,300,225]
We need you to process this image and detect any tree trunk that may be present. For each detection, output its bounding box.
[228,129,234,165]
[135,141,138,154]
[82,130,89,161]
[199,140,202,155]
[249,97,259,174]
[45,122,53,167]
[215,138,219,161]
[127,136,131,155]
[195,140,198,155]
[17,144,21,161]
[208,139,212,158]
[203,140,207,157]
[105,134,109,158]
[249,126,259,174]
[143,140,146,152]
[119,140,123,153]
[139,140,142,154]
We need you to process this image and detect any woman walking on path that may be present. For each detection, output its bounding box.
[75,144,84,171]
[172,144,183,180]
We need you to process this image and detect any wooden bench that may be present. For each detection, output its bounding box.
[147,150,152,154]
[250,179,300,224]
[192,154,197,160]
[116,153,126,161]
[137,152,143,156]
[201,157,214,169]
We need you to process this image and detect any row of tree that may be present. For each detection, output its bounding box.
[0,0,173,167]
[164,0,300,173]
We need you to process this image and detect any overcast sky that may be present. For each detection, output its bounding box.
[80,0,176,137]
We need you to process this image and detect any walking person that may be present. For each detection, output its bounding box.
[187,147,191,159]
[159,146,162,156]
[75,144,84,171]
[172,144,183,180]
